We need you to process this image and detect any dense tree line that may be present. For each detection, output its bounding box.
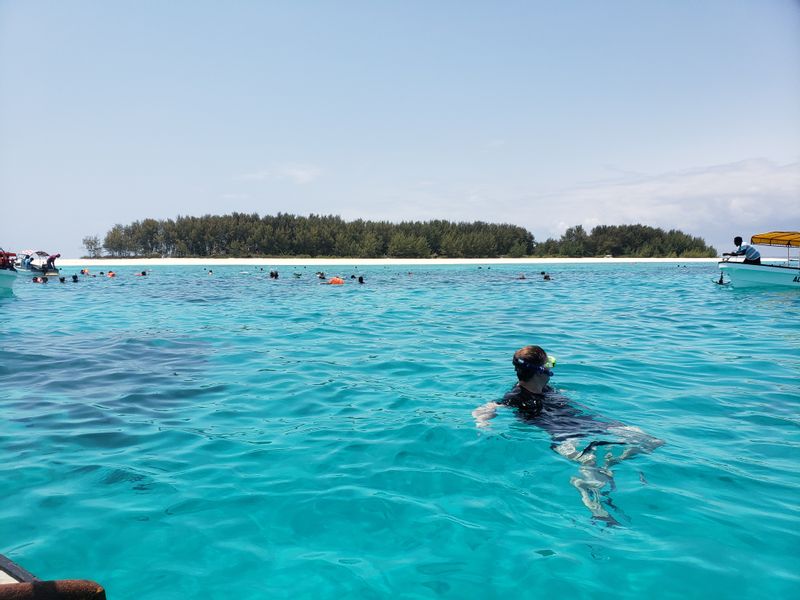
[86,214,533,258]
[83,215,716,258]
[533,224,716,258]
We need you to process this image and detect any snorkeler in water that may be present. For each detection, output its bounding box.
[472,345,664,525]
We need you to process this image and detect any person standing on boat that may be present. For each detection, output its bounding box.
[723,236,761,265]
[45,253,61,271]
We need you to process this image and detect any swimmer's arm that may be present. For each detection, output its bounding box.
[472,402,501,428]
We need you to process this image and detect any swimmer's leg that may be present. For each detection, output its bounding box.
[570,466,620,526]
[553,438,597,465]
[605,426,664,467]
[555,438,621,524]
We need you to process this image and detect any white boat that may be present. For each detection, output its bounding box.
[718,231,800,288]
[15,249,60,276]
[0,249,18,292]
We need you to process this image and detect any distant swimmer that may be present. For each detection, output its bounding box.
[208,270,213,275]
[107,271,116,278]
[543,273,551,281]
[723,236,761,265]
[136,270,147,276]
[72,274,79,282]
[473,345,664,525]
[59,277,66,283]
[516,273,526,280]
[358,276,365,284]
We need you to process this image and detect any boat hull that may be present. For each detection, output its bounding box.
[0,269,18,292]
[15,266,59,276]
[718,261,800,288]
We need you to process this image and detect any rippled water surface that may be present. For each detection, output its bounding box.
[1,263,798,598]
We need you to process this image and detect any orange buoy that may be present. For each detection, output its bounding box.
[328,277,345,285]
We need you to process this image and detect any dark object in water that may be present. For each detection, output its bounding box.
[0,580,107,599]
[0,553,107,599]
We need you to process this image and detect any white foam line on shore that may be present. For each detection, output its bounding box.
[57,257,724,267]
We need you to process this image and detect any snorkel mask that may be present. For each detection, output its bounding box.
[513,354,557,377]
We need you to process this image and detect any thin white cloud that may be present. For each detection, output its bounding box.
[236,163,322,185]
[279,164,322,184]
[527,159,800,249]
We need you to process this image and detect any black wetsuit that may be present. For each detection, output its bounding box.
[500,383,547,418]
[501,383,625,451]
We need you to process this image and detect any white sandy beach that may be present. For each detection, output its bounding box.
[58,257,724,267]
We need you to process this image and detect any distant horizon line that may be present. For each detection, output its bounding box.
[57,257,732,267]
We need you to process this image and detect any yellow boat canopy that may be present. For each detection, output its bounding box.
[750,231,800,248]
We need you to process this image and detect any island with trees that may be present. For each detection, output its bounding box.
[82,213,717,259]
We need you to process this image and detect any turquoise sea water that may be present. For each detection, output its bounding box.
[1,263,798,599]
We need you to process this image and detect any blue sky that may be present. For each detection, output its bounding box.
[1,0,798,257]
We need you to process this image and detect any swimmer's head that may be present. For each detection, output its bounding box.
[513,345,556,381]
